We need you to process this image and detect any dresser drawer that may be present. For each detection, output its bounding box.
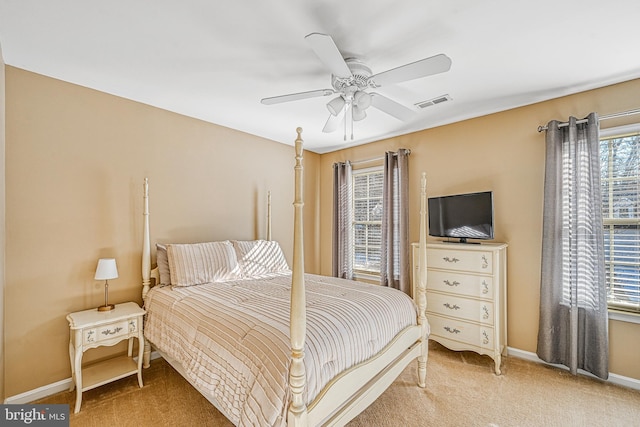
[426,292,494,325]
[427,270,494,299]
[428,248,492,274]
[428,314,494,349]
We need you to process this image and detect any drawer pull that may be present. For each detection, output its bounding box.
[444,326,461,334]
[443,256,459,263]
[443,303,460,310]
[101,327,123,336]
[482,281,489,294]
[483,330,490,345]
[129,320,137,332]
[481,255,489,269]
[482,306,489,319]
[443,280,460,287]
[86,330,95,342]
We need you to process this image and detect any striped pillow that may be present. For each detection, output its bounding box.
[232,240,290,278]
[155,243,172,285]
[167,241,241,286]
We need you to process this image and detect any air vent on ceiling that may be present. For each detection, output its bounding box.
[415,94,452,109]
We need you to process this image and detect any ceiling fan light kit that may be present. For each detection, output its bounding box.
[354,90,372,110]
[327,96,346,116]
[352,105,367,122]
[261,32,452,141]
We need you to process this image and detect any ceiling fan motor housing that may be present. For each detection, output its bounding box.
[331,58,372,97]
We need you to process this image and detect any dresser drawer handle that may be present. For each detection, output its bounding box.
[443,257,459,263]
[482,306,489,319]
[443,303,460,310]
[443,280,460,287]
[482,281,489,294]
[481,255,489,269]
[102,327,123,336]
[482,331,490,345]
[444,326,461,334]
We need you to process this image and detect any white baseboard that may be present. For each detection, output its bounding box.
[3,378,73,405]
[3,352,162,405]
[5,348,638,404]
[507,346,640,391]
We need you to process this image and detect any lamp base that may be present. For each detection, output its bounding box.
[97,304,115,312]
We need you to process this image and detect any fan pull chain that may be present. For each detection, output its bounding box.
[350,103,354,140]
[343,107,347,141]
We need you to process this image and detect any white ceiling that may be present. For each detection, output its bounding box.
[1,1,640,153]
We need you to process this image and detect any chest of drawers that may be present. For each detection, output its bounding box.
[413,242,507,374]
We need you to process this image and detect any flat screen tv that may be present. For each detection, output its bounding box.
[428,191,494,243]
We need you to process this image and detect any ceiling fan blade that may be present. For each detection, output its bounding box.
[323,107,345,133]
[261,89,334,105]
[305,33,352,79]
[370,54,452,86]
[370,93,416,121]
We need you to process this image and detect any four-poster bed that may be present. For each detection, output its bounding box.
[140,128,429,426]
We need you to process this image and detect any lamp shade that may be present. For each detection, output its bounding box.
[352,105,367,121]
[95,258,118,280]
[327,96,346,116]
[353,91,372,110]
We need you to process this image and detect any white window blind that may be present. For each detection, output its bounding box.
[352,168,383,274]
[600,128,640,313]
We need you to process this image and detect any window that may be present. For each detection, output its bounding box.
[600,124,640,313]
[352,168,383,276]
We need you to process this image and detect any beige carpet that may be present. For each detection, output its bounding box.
[34,341,640,426]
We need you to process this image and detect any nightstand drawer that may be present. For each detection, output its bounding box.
[97,320,129,340]
[83,320,129,344]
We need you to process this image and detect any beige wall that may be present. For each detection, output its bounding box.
[1,43,6,401]
[318,78,640,381]
[4,67,320,397]
[4,64,640,398]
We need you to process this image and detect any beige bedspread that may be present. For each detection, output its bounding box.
[144,273,417,426]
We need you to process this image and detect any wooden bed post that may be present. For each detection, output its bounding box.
[267,190,272,241]
[416,172,429,387]
[142,177,152,368]
[288,128,308,426]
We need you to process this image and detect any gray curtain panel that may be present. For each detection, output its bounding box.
[332,161,354,279]
[380,149,411,295]
[537,113,609,380]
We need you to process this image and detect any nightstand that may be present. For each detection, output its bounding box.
[66,301,146,413]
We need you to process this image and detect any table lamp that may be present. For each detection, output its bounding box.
[95,258,118,311]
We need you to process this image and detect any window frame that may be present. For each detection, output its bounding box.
[351,166,384,280]
[600,123,640,322]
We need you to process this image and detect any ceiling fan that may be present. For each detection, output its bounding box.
[261,33,452,140]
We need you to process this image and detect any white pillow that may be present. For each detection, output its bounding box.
[232,240,291,278]
[167,241,241,286]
